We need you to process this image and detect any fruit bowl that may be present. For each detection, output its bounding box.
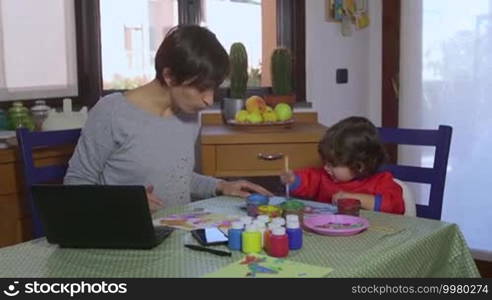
[226,118,295,128]
[227,96,294,129]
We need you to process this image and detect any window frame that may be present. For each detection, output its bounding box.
[99,0,305,106]
[1,0,305,110]
[0,0,83,110]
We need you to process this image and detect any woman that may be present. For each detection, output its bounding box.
[64,25,272,212]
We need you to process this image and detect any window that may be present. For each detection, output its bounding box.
[100,0,178,90]
[97,0,305,103]
[201,0,265,87]
[0,0,303,107]
[0,0,304,106]
[0,0,78,102]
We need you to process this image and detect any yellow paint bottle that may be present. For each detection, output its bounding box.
[242,225,262,254]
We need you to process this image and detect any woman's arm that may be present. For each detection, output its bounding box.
[190,172,222,199]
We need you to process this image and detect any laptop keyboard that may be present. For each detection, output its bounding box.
[154,226,174,243]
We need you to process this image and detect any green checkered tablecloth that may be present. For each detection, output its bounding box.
[0,197,480,277]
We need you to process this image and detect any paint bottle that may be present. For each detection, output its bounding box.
[264,223,280,253]
[256,215,270,224]
[271,217,286,227]
[242,225,262,254]
[252,221,266,247]
[269,227,289,258]
[286,214,299,223]
[228,221,244,251]
[240,216,253,226]
[286,220,303,250]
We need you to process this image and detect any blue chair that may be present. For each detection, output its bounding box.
[16,128,81,238]
[377,125,453,220]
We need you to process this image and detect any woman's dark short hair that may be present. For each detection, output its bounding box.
[155,25,229,91]
[318,116,387,178]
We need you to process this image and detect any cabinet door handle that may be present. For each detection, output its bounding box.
[257,153,284,161]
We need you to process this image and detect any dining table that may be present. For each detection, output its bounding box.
[0,196,480,278]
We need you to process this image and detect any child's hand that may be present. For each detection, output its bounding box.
[280,170,296,185]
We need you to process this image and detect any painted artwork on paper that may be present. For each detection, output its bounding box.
[204,255,333,278]
[155,212,240,231]
[326,0,370,30]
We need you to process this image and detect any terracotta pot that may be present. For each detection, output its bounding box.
[264,94,296,107]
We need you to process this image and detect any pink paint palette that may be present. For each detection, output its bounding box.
[303,214,369,236]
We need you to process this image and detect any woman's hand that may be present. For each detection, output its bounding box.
[216,180,273,198]
[280,170,296,185]
[146,185,164,214]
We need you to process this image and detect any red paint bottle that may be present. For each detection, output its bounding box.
[268,227,289,258]
[264,223,279,252]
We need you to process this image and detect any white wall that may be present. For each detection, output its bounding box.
[306,0,382,126]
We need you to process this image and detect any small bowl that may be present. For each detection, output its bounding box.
[280,200,305,222]
[246,194,269,217]
[257,205,283,218]
[337,198,361,216]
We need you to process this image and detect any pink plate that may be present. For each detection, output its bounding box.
[303,214,369,236]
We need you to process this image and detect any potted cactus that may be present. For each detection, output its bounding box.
[229,42,248,99]
[221,42,249,123]
[265,47,296,106]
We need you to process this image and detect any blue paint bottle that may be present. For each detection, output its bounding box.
[228,221,244,251]
[286,220,303,250]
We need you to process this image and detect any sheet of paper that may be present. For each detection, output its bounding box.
[154,212,241,231]
[204,254,333,278]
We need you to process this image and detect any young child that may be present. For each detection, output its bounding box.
[281,116,404,214]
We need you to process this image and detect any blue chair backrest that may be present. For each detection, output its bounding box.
[16,128,81,238]
[377,125,452,220]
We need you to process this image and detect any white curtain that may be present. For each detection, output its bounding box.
[400,0,492,257]
[0,0,78,101]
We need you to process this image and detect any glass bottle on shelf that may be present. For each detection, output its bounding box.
[30,100,51,131]
[0,108,7,130]
[7,101,34,131]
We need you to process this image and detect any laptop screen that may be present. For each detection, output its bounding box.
[31,184,167,249]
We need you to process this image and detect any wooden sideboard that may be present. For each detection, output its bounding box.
[200,112,326,177]
[0,145,74,247]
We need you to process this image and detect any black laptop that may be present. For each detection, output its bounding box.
[31,185,173,249]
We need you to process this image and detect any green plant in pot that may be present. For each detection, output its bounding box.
[221,42,248,123]
[265,47,296,107]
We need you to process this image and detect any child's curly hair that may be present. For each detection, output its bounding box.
[318,116,387,178]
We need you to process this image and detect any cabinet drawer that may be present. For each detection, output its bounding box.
[0,163,20,195]
[215,143,321,176]
[0,218,29,247]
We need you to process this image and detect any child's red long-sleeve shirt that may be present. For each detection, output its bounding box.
[290,168,405,214]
